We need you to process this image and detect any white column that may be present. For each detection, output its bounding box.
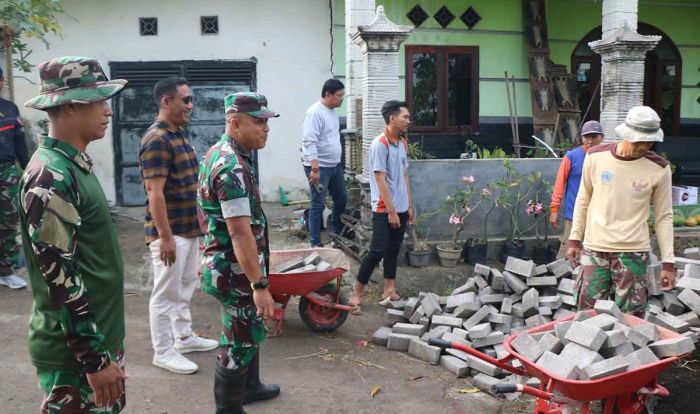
[344,0,375,129]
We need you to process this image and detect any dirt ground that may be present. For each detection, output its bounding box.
[1,203,698,414]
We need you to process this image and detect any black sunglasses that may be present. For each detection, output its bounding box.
[166,95,194,105]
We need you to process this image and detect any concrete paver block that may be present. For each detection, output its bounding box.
[677,311,700,328]
[538,332,563,354]
[276,256,305,273]
[677,276,700,293]
[648,337,696,358]
[472,373,501,391]
[468,322,492,339]
[684,247,700,260]
[539,295,562,309]
[547,259,573,278]
[582,355,629,380]
[451,279,477,295]
[480,294,507,305]
[409,305,425,324]
[625,347,659,370]
[452,328,469,340]
[674,257,700,270]
[536,351,577,379]
[565,321,607,351]
[561,294,577,307]
[583,314,619,331]
[604,329,627,348]
[452,298,482,319]
[431,315,464,328]
[557,278,575,296]
[553,308,575,320]
[504,271,528,294]
[474,263,491,277]
[491,268,505,291]
[408,338,441,364]
[472,331,505,348]
[441,332,472,348]
[392,322,427,337]
[525,315,550,327]
[493,323,511,334]
[677,288,700,315]
[463,306,491,330]
[511,331,544,361]
[422,326,451,342]
[488,313,513,325]
[685,263,700,279]
[388,300,407,310]
[501,298,514,315]
[440,355,470,377]
[421,294,442,318]
[538,307,553,317]
[386,308,406,323]
[650,312,690,333]
[371,326,392,346]
[560,342,603,368]
[387,333,418,351]
[505,257,536,277]
[600,340,635,359]
[466,355,502,376]
[628,323,658,346]
[594,300,624,320]
[473,274,489,289]
[403,297,420,319]
[534,264,548,276]
[316,261,332,271]
[446,293,471,312]
[303,251,321,266]
[527,276,558,287]
[522,288,540,318]
[647,263,662,296]
[663,292,686,316]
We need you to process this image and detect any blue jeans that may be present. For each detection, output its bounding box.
[303,164,347,247]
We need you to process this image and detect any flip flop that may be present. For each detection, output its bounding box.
[349,305,362,315]
[377,297,392,307]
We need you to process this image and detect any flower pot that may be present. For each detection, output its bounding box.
[462,239,488,264]
[436,244,461,267]
[500,240,526,263]
[407,249,432,268]
[532,244,556,264]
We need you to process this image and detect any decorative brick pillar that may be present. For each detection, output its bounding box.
[590,0,659,141]
[344,0,376,130]
[351,6,412,226]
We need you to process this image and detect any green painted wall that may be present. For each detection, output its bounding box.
[336,0,700,121]
[547,0,700,120]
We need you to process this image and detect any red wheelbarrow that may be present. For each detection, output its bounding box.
[267,248,354,337]
[429,310,692,414]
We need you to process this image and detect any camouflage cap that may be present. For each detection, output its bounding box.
[224,92,279,118]
[24,56,127,110]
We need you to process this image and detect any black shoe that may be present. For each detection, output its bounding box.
[243,351,280,405]
[214,360,249,414]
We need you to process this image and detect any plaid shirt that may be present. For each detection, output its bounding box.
[139,120,202,243]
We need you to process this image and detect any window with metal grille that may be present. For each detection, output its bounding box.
[139,17,158,36]
[201,16,218,35]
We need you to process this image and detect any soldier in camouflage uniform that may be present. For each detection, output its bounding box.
[198,93,280,413]
[21,56,128,413]
[0,65,30,289]
[567,106,675,316]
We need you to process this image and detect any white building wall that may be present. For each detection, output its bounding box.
[14,0,334,204]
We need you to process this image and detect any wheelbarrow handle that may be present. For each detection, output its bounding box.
[491,383,553,401]
[491,384,518,394]
[428,338,451,348]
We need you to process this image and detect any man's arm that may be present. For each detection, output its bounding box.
[21,167,125,406]
[375,171,399,228]
[549,155,571,229]
[567,156,593,264]
[302,110,322,183]
[652,166,675,289]
[404,170,414,223]
[143,177,175,265]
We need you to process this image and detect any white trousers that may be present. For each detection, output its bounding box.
[148,235,200,354]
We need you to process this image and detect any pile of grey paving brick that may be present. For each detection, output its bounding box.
[370,252,699,394]
[275,251,332,273]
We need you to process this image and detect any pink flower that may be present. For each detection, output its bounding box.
[535,202,544,215]
[449,214,463,225]
[462,175,475,184]
[481,188,491,197]
[462,205,472,214]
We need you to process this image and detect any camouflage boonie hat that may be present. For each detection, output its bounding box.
[24,56,127,110]
[224,92,279,118]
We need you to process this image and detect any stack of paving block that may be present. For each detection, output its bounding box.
[644,247,700,344]
[511,300,695,380]
[275,251,333,273]
[372,257,585,389]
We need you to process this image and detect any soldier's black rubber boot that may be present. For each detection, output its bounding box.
[242,352,280,405]
[214,360,249,414]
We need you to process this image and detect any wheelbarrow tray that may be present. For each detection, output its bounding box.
[268,248,349,297]
[502,309,689,402]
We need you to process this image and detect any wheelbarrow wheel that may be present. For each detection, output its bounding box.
[298,285,349,332]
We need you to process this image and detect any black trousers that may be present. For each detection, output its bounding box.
[356,212,408,285]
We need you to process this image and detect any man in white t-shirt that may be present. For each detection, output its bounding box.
[301,79,347,247]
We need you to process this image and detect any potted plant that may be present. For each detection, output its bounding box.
[407,213,433,268]
[523,193,555,264]
[463,186,498,264]
[492,160,540,262]
[437,175,485,267]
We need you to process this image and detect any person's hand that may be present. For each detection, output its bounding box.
[407,207,415,224]
[159,236,176,266]
[549,212,559,230]
[86,361,127,408]
[660,269,675,291]
[388,211,400,229]
[566,246,581,267]
[308,169,321,185]
[253,288,275,319]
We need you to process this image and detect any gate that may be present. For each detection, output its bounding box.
[110,60,256,206]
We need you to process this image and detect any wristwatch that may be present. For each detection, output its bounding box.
[251,277,269,290]
[311,167,320,173]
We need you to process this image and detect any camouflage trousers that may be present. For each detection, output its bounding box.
[218,300,267,370]
[574,249,649,315]
[0,163,20,276]
[37,347,126,414]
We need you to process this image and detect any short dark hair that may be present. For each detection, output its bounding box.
[381,100,408,124]
[321,79,344,98]
[154,77,189,106]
